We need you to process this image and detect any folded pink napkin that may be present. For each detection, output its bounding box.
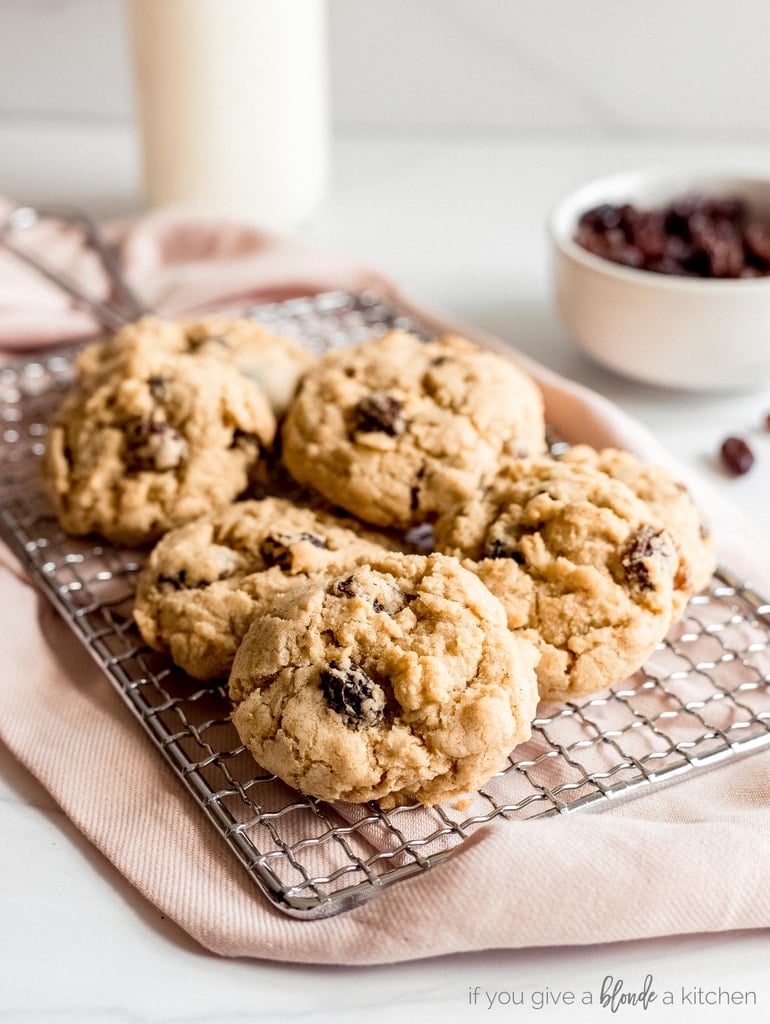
[1,202,770,964]
[0,200,392,347]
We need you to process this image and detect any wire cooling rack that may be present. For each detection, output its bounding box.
[2,290,770,920]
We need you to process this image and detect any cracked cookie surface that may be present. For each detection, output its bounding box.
[77,314,315,416]
[229,551,540,806]
[42,346,276,546]
[435,457,679,702]
[557,444,716,618]
[281,330,546,528]
[133,497,395,680]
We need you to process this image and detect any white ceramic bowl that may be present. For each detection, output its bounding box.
[549,169,770,391]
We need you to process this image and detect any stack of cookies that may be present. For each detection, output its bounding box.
[42,315,716,809]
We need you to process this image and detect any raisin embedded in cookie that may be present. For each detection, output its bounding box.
[77,314,315,417]
[228,551,540,807]
[133,497,396,680]
[434,457,679,703]
[558,444,716,618]
[42,347,276,546]
[280,330,547,529]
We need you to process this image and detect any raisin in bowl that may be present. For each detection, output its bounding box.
[549,169,770,391]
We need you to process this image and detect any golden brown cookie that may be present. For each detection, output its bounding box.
[42,346,276,546]
[435,457,679,703]
[281,330,546,528]
[229,552,540,806]
[558,444,716,618]
[133,497,396,680]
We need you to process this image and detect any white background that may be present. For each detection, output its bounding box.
[2,0,770,135]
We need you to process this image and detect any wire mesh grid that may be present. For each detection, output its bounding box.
[2,290,770,919]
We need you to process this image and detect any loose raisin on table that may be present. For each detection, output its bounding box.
[720,436,754,475]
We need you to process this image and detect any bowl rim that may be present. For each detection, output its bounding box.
[548,166,770,293]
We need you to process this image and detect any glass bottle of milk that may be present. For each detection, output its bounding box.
[126,0,329,229]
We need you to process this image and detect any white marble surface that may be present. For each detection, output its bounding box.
[6,0,770,136]
[2,124,770,1022]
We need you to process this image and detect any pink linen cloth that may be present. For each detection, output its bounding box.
[1,202,770,964]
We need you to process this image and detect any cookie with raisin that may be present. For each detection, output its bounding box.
[281,330,546,529]
[229,552,540,806]
[133,497,396,680]
[557,444,716,618]
[434,457,679,702]
[42,346,276,546]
